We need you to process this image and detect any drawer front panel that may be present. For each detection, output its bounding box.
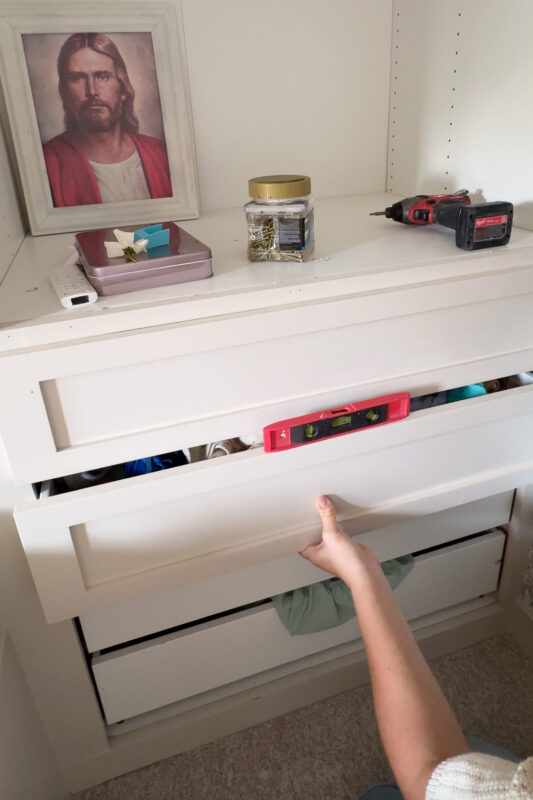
[80,492,512,652]
[13,387,532,623]
[92,531,505,724]
[3,284,533,484]
[39,295,533,450]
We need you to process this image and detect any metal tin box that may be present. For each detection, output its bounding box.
[75,222,213,296]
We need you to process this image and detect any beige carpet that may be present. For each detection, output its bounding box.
[521,545,533,609]
[72,635,533,800]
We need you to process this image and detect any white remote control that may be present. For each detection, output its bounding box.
[51,257,98,309]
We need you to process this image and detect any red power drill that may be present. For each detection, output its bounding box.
[370,190,513,250]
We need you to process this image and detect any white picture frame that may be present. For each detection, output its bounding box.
[0,1,200,235]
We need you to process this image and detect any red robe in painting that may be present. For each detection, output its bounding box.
[43,131,172,207]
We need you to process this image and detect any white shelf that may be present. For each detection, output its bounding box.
[1,192,533,351]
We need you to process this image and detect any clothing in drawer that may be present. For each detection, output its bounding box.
[90,531,505,726]
[12,384,533,624]
[3,282,533,485]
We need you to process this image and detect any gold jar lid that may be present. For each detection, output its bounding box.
[248,174,311,200]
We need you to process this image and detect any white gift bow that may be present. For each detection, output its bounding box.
[104,228,149,259]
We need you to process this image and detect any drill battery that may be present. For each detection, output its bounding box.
[434,199,513,251]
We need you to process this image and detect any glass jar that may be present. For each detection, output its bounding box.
[244,174,314,262]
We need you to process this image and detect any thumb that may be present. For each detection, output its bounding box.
[299,541,321,560]
[315,495,340,534]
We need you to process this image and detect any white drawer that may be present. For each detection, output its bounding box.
[13,386,531,624]
[80,491,512,652]
[91,531,505,724]
[3,281,533,485]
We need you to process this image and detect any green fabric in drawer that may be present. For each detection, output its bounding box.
[271,555,414,635]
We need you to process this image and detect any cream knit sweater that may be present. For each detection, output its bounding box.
[426,753,533,799]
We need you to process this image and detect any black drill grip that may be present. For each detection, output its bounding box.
[432,198,466,230]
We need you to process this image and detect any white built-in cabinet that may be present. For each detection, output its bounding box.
[2,193,533,788]
[1,1,533,793]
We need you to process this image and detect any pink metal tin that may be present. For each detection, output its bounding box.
[75,222,213,296]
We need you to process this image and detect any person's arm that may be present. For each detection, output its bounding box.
[300,496,468,800]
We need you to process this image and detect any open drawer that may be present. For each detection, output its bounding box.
[13,384,529,624]
[91,530,505,725]
[79,492,512,652]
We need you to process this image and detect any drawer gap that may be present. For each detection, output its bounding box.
[409,370,533,410]
[73,618,107,722]
[33,436,258,499]
[412,525,507,557]
[95,597,271,657]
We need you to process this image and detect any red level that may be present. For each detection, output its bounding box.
[263,392,410,453]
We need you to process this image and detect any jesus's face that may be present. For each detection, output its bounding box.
[64,47,125,134]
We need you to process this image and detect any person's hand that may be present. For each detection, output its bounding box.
[299,495,380,586]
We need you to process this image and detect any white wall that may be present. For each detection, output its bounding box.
[0,84,25,276]
[181,0,393,210]
[0,631,68,800]
[388,0,533,230]
[3,0,531,224]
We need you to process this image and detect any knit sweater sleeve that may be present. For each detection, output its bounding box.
[425,753,533,800]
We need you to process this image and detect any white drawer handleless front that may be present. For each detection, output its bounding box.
[13,384,530,623]
[91,531,505,725]
[79,492,513,652]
